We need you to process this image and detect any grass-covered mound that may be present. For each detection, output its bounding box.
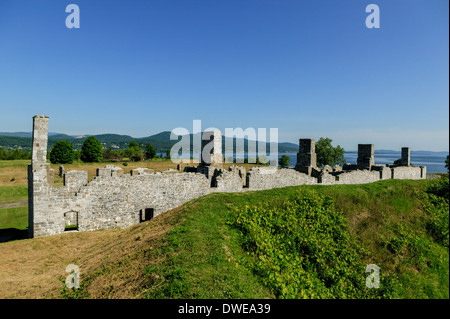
[1,176,447,299]
[114,178,448,299]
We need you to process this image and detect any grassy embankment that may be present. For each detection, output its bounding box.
[0,158,448,299]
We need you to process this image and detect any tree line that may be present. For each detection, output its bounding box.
[49,136,169,164]
[0,147,31,160]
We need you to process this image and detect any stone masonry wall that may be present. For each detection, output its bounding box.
[32,171,214,237]
[28,115,429,238]
[392,166,425,179]
[246,167,317,190]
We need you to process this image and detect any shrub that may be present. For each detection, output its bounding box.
[445,155,449,173]
[227,191,391,298]
[315,137,345,168]
[278,155,290,168]
[49,140,75,164]
[80,137,103,163]
[123,141,143,162]
[424,176,449,249]
[145,143,157,160]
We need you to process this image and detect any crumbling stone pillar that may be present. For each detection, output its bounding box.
[357,144,374,169]
[201,130,223,166]
[401,147,410,166]
[28,115,50,238]
[295,138,317,175]
[31,115,49,164]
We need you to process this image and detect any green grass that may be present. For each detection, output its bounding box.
[141,198,275,298]
[2,177,447,299]
[133,178,448,299]
[0,160,30,168]
[0,185,28,241]
[0,206,28,230]
[0,185,28,202]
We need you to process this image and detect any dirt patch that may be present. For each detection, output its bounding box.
[0,205,185,299]
[0,201,27,209]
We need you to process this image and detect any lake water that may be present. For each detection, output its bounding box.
[167,150,449,174]
[280,151,449,174]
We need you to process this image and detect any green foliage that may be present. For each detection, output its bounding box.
[0,136,31,151]
[49,140,75,164]
[227,190,393,298]
[445,155,449,173]
[102,147,122,162]
[80,136,103,163]
[315,137,345,168]
[123,141,143,161]
[73,149,81,161]
[0,147,31,160]
[278,155,290,168]
[393,158,402,165]
[424,176,449,249]
[164,149,171,160]
[129,141,138,148]
[145,143,157,160]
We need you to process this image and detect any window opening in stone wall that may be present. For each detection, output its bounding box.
[140,208,154,222]
[64,211,79,231]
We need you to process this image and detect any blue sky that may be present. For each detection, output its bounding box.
[0,0,448,151]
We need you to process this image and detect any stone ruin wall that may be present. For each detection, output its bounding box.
[28,115,427,238]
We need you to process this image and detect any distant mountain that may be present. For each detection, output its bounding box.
[0,131,73,138]
[0,130,300,153]
[0,135,31,149]
[1,131,446,154]
[278,142,298,153]
[0,132,32,138]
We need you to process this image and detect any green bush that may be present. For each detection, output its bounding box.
[49,140,75,164]
[80,136,103,163]
[145,143,157,160]
[0,147,31,160]
[123,141,143,162]
[424,176,449,249]
[278,155,290,168]
[227,190,392,298]
[315,137,345,168]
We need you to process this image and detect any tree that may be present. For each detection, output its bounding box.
[80,136,103,163]
[445,155,449,173]
[103,147,122,162]
[164,149,171,160]
[50,140,75,164]
[72,149,81,161]
[315,137,345,168]
[124,141,143,162]
[145,143,156,160]
[279,155,290,168]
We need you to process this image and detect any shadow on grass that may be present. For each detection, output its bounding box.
[0,228,28,243]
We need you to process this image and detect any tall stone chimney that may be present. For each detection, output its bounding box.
[201,130,223,166]
[357,144,374,169]
[28,115,53,238]
[295,138,317,175]
[401,147,410,166]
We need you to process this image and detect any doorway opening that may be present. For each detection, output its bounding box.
[140,208,154,222]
